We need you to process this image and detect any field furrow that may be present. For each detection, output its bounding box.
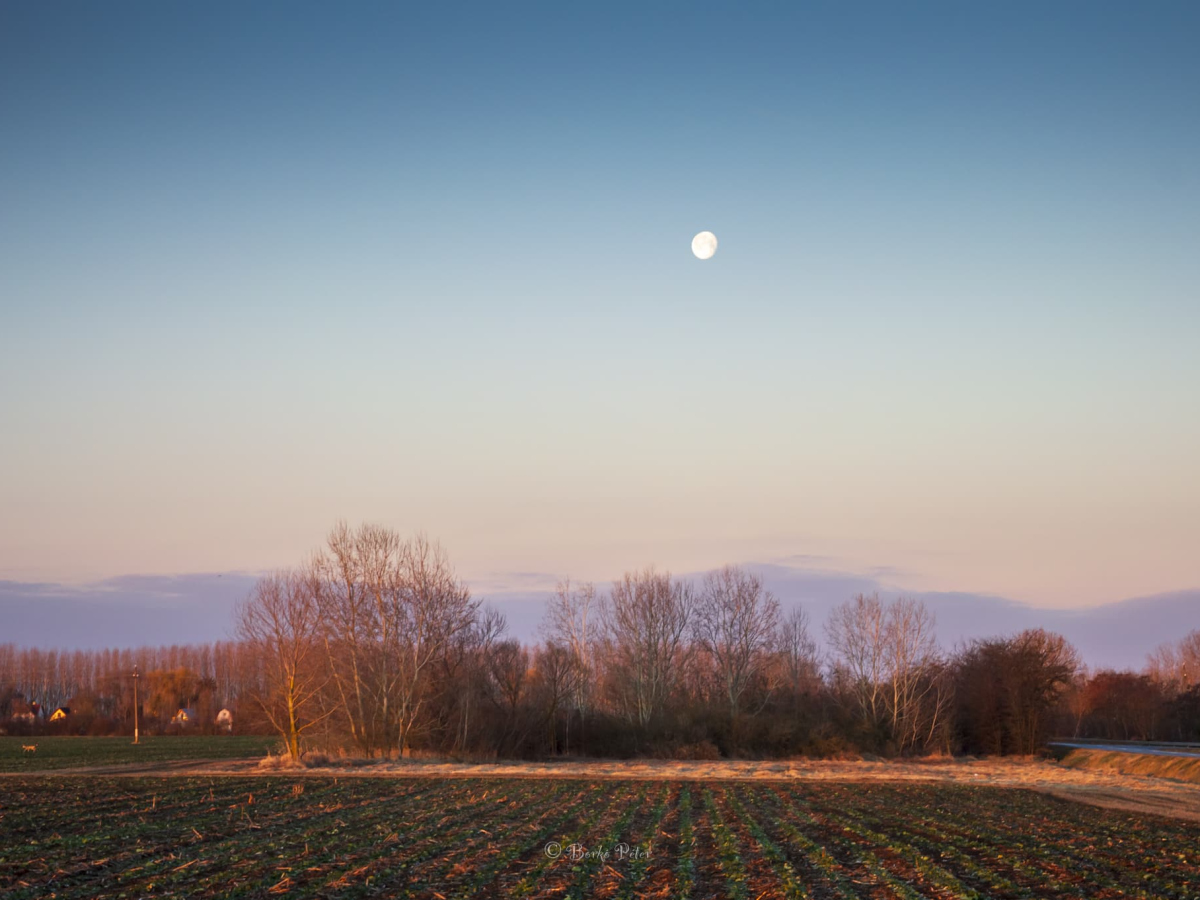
[4,776,1198,900]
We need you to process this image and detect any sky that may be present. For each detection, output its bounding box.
[1,2,1198,627]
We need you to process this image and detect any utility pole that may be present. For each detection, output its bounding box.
[132,665,140,745]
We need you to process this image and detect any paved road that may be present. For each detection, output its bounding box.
[1050,741,1200,759]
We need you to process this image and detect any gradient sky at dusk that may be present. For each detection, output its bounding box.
[2,2,1198,613]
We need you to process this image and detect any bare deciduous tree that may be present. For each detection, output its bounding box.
[236,570,327,760]
[693,565,780,721]
[440,605,507,754]
[392,533,480,756]
[314,522,374,752]
[532,642,579,755]
[885,596,946,753]
[485,638,531,755]
[606,567,694,730]
[777,606,820,694]
[313,523,479,756]
[826,593,890,736]
[826,593,948,753]
[1147,629,1200,695]
[541,579,599,744]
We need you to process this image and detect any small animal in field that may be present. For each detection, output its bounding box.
[22,743,38,754]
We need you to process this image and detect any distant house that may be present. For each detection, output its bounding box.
[9,699,36,723]
[49,706,71,721]
[171,707,197,725]
[215,708,233,732]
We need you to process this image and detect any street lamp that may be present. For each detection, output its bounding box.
[132,665,140,745]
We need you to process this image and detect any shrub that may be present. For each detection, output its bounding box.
[300,751,332,768]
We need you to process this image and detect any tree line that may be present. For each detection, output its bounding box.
[0,641,256,735]
[4,522,1198,760]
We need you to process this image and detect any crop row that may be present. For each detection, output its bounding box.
[2,777,1196,898]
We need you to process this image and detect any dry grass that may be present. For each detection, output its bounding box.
[256,750,339,770]
[13,751,1200,822]
[256,752,301,771]
[1058,748,1200,785]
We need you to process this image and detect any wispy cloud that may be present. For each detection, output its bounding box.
[0,573,259,647]
[3,566,1195,670]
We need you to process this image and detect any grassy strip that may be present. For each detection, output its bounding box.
[0,735,274,772]
[1060,748,1200,785]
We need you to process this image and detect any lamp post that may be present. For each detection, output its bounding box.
[132,665,140,745]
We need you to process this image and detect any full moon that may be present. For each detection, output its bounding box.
[691,231,718,260]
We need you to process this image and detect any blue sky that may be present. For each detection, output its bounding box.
[1,2,1198,616]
